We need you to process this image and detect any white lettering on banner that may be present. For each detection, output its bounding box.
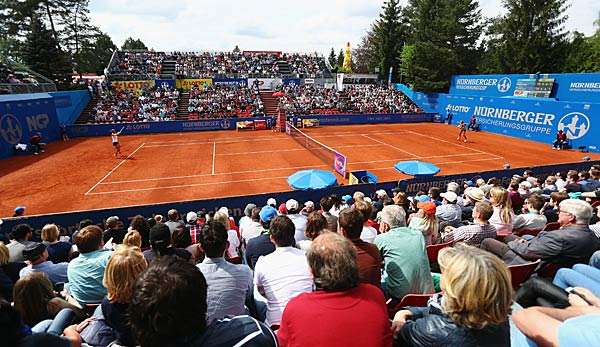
[473,106,555,126]
[445,104,471,113]
[569,82,600,92]
[125,124,151,131]
[456,78,498,86]
[476,118,553,135]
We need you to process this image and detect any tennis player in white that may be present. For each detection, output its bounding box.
[110,127,124,158]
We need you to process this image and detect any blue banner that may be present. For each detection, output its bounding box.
[449,73,600,103]
[0,93,60,159]
[292,113,434,126]
[154,79,175,89]
[50,90,91,125]
[283,78,301,87]
[212,78,247,87]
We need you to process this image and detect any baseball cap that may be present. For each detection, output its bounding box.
[375,189,388,198]
[342,195,352,203]
[446,182,460,193]
[304,201,314,208]
[417,201,437,216]
[14,206,25,214]
[186,211,198,223]
[464,180,474,187]
[149,224,171,245]
[440,191,458,203]
[278,203,288,215]
[464,187,485,202]
[259,206,278,223]
[23,242,46,261]
[415,195,431,203]
[285,199,299,211]
[267,198,277,207]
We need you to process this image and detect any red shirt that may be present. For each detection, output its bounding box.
[277,284,392,347]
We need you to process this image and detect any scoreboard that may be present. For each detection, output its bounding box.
[513,78,555,98]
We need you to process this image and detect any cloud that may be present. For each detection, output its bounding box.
[88,0,598,54]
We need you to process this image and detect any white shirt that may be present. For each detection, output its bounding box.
[238,216,252,232]
[254,247,313,326]
[241,221,263,243]
[227,229,241,258]
[512,213,547,232]
[360,225,378,243]
[287,214,308,243]
[111,133,119,143]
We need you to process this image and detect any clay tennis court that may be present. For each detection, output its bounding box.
[1,122,598,217]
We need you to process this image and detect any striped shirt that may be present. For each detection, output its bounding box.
[443,223,497,246]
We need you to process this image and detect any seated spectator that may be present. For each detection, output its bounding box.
[461,187,485,221]
[101,245,147,346]
[391,244,512,346]
[103,216,125,245]
[13,272,84,327]
[319,195,338,233]
[339,208,382,288]
[489,187,515,236]
[41,224,72,263]
[543,191,569,223]
[552,129,568,150]
[296,212,328,252]
[240,207,263,244]
[481,199,599,265]
[212,211,241,262]
[66,225,112,305]
[375,205,434,300]
[355,200,378,243]
[254,215,313,327]
[285,199,308,244]
[143,223,191,264]
[513,287,600,346]
[278,232,392,346]
[0,241,18,301]
[442,201,497,246]
[129,215,150,249]
[165,209,184,234]
[512,194,547,233]
[19,243,68,285]
[238,203,257,236]
[7,224,36,262]
[508,181,525,214]
[564,170,583,193]
[408,201,439,245]
[123,230,142,249]
[435,192,462,228]
[128,256,277,347]
[197,221,252,324]
[245,206,277,269]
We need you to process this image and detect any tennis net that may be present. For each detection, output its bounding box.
[286,121,347,176]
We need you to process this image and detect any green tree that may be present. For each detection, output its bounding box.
[22,15,72,88]
[405,0,484,92]
[336,49,344,68]
[75,32,117,74]
[328,48,336,68]
[371,0,405,81]
[492,0,570,73]
[353,25,378,74]
[121,37,148,50]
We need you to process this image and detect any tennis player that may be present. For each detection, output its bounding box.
[457,120,467,143]
[111,127,124,158]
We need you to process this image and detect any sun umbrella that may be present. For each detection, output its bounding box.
[394,160,440,176]
[287,169,337,191]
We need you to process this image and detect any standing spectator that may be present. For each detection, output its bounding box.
[128,257,277,347]
[375,205,434,300]
[66,225,112,305]
[103,216,126,245]
[408,201,439,245]
[296,212,328,252]
[41,224,72,263]
[442,201,497,246]
[19,243,68,285]
[197,221,253,324]
[285,199,308,243]
[481,199,599,265]
[254,216,313,328]
[435,191,463,228]
[245,206,277,269]
[7,224,35,262]
[512,194,548,233]
[278,232,392,347]
[391,244,512,346]
[489,187,515,236]
[319,196,338,233]
[339,208,382,288]
[101,246,147,347]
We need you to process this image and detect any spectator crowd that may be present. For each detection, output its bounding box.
[175,51,280,78]
[188,85,264,119]
[90,86,179,123]
[2,163,600,346]
[108,51,174,80]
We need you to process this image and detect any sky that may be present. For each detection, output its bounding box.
[89,0,599,55]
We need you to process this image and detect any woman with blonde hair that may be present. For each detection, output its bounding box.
[101,246,147,346]
[489,186,514,236]
[41,224,73,263]
[408,201,439,245]
[391,244,512,346]
[213,211,241,262]
[122,230,142,249]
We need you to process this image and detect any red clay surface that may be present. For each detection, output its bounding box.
[1,123,598,217]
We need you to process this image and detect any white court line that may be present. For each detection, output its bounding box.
[351,152,501,165]
[100,163,329,185]
[85,142,146,195]
[88,176,291,195]
[217,148,307,156]
[211,141,216,175]
[405,130,492,156]
[362,134,418,158]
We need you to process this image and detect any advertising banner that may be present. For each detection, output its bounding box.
[0,93,60,158]
[283,78,301,87]
[247,78,282,90]
[236,120,255,130]
[154,79,176,89]
[176,78,213,90]
[111,80,155,92]
[334,152,347,177]
[213,78,247,87]
[292,113,434,127]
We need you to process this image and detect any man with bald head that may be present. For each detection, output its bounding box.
[278,232,391,346]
